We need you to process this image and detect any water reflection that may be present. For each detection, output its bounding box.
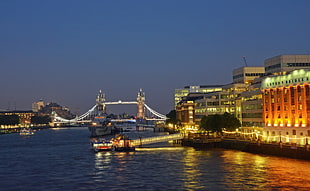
[182,148,204,190]
[221,150,310,190]
[221,151,268,190]
[266,157,310,190]
[91,146,310,190]
[94,152,112,170]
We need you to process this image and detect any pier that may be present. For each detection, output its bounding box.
[182,133,310,161]
[132,133,184,146]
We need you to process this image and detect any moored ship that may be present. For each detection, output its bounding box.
[88,116,114,137]
[91,134,135,152]
[20,128,34,136]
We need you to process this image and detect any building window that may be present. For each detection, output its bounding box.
[292,130,296,135]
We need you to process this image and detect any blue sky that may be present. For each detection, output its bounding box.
[0,0,309,115]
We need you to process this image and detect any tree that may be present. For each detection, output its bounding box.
[0,115,20,125]
[199,113,241,133]
[166,110,179,125]
[221,112,241,131]
[200,114,222,133]
[31,115,51,125]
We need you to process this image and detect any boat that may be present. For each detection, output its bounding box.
[88,117,135,137]
[91,134,135,152]
[91,138,113,152]
[20,128,34,136]
[112,119,137,132]
[88,116,114,137]
[111,134,135,151]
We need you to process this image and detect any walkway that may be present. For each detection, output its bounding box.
[132,133,184,146]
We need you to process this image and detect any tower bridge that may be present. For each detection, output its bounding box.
[52,89,167,124]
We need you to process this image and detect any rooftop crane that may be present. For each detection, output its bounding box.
[242,56,248,67]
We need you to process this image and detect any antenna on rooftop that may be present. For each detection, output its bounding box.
[242,56,248,67]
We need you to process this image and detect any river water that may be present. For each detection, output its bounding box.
[1,127,310,191]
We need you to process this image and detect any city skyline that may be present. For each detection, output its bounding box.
[1,0,310,114]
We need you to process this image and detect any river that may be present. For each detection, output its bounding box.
[1,127,310,191]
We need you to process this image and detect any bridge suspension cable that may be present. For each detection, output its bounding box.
[144,104,167,120]
[52,105,97,123]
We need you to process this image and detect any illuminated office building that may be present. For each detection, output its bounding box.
[233,66,265,84]
[194,83,247,124]
[241,77,264,135]
[261,69,310,145]
[174,85,223,109]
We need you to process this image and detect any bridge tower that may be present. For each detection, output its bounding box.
[96,90,106,115]
[137,88,145,119]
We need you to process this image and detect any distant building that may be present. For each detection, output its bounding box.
[261,69,310,145]
[264,54,310,76]
[40,102,74,119]
[233,66,265,84]
[32,99,45,112]
[0,110,35,127]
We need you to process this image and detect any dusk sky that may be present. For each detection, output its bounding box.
[1,0,310,116]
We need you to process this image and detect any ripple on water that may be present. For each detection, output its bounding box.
[1,129,310,190]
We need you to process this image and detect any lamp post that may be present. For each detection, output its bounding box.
[279,132,282,149]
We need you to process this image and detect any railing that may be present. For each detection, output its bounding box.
[132,133,184,146]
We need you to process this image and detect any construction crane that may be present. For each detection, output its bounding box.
[242,56,248,67]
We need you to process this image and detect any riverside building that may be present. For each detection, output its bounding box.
[175,54,310,140]
[261,69,310,145]
[0,110,35,127]
[241,77,264,136]
[264,54,310,76]
[240,55,310,139]
[174,85,223,109]
[194,66,264,125]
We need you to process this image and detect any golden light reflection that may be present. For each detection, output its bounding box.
[221,150,310,190]
[221,150,268,189]
[182,148,204,190]
[265,157,310,189]
[94,152,112,171]
[135,147,185,151]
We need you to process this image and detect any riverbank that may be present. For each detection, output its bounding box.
[0,126,51,135]
[182,137,310,161]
